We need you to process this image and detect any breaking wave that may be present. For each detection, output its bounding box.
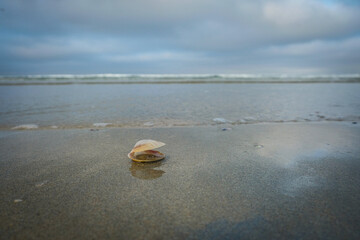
[1,74,359,85]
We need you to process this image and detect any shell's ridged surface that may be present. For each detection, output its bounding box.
[131,139,165,153]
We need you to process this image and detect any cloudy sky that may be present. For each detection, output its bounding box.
[0,0,359,75]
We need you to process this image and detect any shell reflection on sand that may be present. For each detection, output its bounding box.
[129,161,165,180]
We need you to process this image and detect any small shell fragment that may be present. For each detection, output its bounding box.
[128,139,165,162]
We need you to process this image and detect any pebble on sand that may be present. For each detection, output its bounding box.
[93,123,112,127]
[35,180,48,187]
[254,144,264,148]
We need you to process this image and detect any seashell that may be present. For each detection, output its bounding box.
[128,139,166,162]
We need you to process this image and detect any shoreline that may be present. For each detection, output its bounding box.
[1,83,359,130]
[1,119,358,131]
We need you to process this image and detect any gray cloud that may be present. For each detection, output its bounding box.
[0,0,359,74]
[260,36,360,57]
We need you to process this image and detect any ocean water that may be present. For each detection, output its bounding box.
[0,75,359,129]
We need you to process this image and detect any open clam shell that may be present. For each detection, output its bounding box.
[128,139,166,162]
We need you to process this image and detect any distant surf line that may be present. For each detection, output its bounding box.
[1,74,360,85]
[1,80,360,85]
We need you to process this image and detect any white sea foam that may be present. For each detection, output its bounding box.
[12,124,39,130]
[143,122,154,126]
[93,123,112,127]
[9,73,358,79]
[1,73,359,85]
[213,118,229,124]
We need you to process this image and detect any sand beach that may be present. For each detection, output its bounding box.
[1,122,360,239]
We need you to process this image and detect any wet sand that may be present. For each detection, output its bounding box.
[1,122,360,239]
